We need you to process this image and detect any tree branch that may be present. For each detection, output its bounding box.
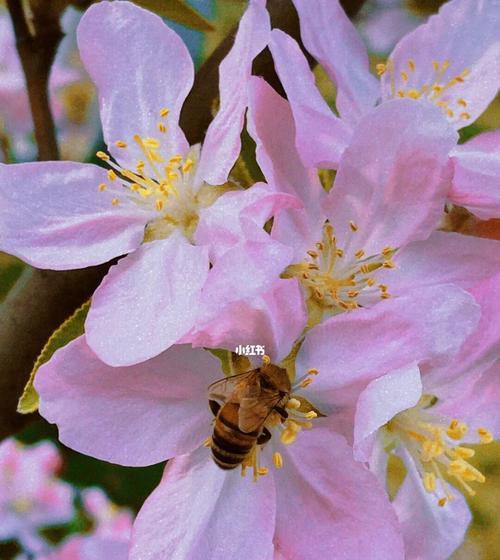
[0,0,367,442]
[7,0,64,160]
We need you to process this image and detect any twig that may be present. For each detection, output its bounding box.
[7,0,64,160]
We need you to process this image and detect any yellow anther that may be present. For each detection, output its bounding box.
[460,112,471,121]
[257,467,269,476]
[349,221,358,232]
[347,290,359,298]
[168,171,179,181]
[286,398,301,410]
[262,354,271,365]
[157,122,167,133]
[305,411,317,419]
[315,241,324,251]
[432,84,443,94]
[380,292,391,299]
[447,419,468,440]
[136,160,145,172]
[299,378,313,389]
[130,183,141,192]
[401,71,409,82]
[160,107,170,118]
[366,277,376,287]
[281,428,297,445]
[382,246,394,256]
[407,89,421,99]
[453,446,475,459]
[438,497,447,507]
[376,63,387,76]
[477,428,493,444]
[457,98,468,107]
[408,59,416,72]
[307,250,318,259]
[96,151,110,161]
[114,140,127,148]
[307,368,319,376]
[423,471,436,493]
[397,89,405,97]
[335,249,344,258]
[169,155,183,165]
[446,109,455,118]
[111,198,120,206]
[354,249,365,259]
[273,452,283,469]
[98,183,107,192]
[378,284,388,292]
[382,260,395,269]
[107,169,117,181]
[182,158,194,173]
[142,137,160,149]
[155,199,164,211]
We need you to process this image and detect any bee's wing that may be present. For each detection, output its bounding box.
[208,369,260,407]
[238,392,286,433]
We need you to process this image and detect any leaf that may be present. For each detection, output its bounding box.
[17,301,90,414]
[133,0,215,32]
[0,253,25,303]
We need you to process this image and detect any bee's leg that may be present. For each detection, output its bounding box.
[274,406,288,420]
[257,427,272,445]
[209,400,221,417]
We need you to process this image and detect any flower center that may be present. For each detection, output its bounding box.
[95,107,204,242]
[377,58,472,122]
[384,394,493,506]
[283,222,395,324]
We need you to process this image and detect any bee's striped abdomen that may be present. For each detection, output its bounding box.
[211,403,259,470]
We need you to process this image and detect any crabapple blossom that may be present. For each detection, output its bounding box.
[243,76,500,330]
[0,440,74,555]
[0,0,301,367]
[33,269,480,559]
[297,273,500,559]
[270,0,500,218]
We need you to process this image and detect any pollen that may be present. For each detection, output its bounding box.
[273,452,284,469]
[385,395,492,506]
[376,63,387,76]
[114,140,127,148]
[157,122,167,133]
[98,183,107,192]
[349,220,358,232]
[159,107,170,118]
[477,428,493,444]
[111,198,120,206]
[107,170,118,181]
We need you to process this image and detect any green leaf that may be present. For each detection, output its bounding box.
[133,0,215,32]
[17,300,90,414]
[0,253,25,303]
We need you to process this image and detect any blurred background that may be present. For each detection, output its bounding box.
[0,0,498,558]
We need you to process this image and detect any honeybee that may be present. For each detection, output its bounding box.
[208,363,291,470]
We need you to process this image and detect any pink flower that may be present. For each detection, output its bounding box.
[269,0,500,218]
[298,273,499,559]
[0,440,74,554]
[81,487,133,541]
[33,276,479,559]
[233,76,500,333]
[38,534,130,560]
[0,1,298,367]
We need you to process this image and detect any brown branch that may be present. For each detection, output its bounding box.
[0,0,367,442]
[7,0,64,160]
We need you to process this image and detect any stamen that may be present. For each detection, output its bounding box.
[98,183,107,192]
[114,140,127,148]
[96,151,110,161]
[159,107,170,118]
[273,452,283,469]
[107,170,117,181]
[477,428,493,444]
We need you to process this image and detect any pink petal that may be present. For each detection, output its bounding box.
[296,285,480,395]
[187,278,307,363]
[450,130,500,219]
[77,1,193,164]
[376,231,500,296]
[197,227,294,325]
[268,30,352,169]
[324,99,457,259]
[382,0,500,129]
[35,337,218,466]
[393,450,472,560]
[197,0,270,185]
[247,76,325,260]
[130,448,276,560]
[195,182,302,261]
[0,162,149,270]
[423,272,500,397]
[275,428,404,559]
[292,0,379,124]
[86,232,209,366]
[354,363,422,462]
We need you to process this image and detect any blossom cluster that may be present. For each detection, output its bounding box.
[0,0,499,558]
[0,438,132,559]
